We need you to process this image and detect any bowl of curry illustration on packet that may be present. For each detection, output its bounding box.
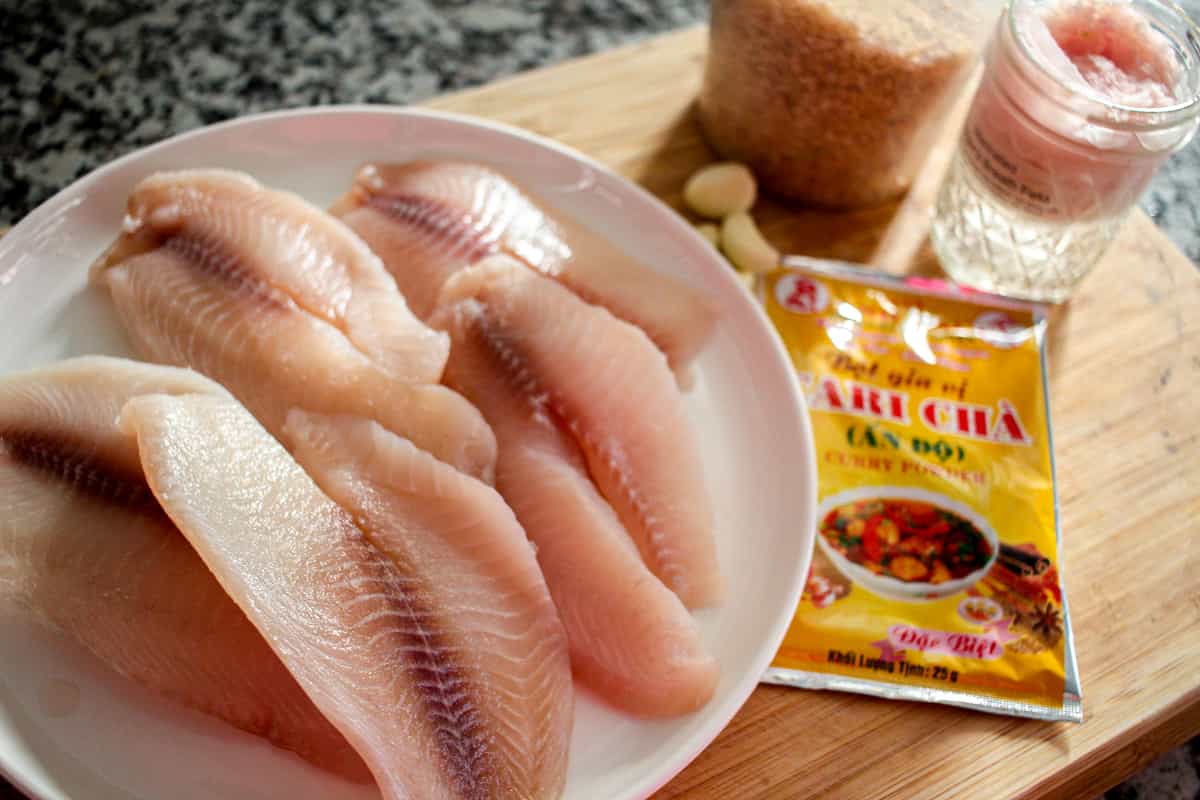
[815,486,999,603]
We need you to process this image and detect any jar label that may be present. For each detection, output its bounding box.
[961,120,1064,219]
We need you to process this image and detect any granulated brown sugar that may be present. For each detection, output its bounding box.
[699,0,986,209]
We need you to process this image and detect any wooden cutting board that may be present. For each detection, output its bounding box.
[427,25,1200,800]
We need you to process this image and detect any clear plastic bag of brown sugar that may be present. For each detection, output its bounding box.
[698,0,998,208]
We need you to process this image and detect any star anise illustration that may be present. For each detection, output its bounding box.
[1031,603,1062,639]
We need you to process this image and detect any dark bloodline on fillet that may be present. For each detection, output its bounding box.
[366,194,500,263]
[466,299,600,464]
[349,517,497,799]
[0,428,164,515]
[162,233,292,309]
[466,305,645,561]
[461,306,623,544]
[366,190,675,364]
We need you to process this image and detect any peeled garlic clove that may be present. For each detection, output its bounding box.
[721,212,779,274]
[695,222,720,248]
[684,162,757,219]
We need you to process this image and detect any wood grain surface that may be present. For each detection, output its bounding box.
[428,26,1200,800]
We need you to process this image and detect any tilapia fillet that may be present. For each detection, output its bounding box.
[123,392,572,799]
[330,160,721,374]
[0,357,368,781]
[436,257,722,610]
[96,169,447,384]
[433,270,720,717]
[283,411,573,798]
[91,169,496,480]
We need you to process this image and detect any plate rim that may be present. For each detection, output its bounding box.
[0,104,816,800]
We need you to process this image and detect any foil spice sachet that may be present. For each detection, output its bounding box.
[760,257,1081,722]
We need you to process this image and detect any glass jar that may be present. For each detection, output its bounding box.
[698,0,991,208]
[931,0,1200,303]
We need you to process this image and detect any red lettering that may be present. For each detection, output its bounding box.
[920,397,1032,447]
[891,625,1006,661]
[849,383,865,413]
[921,398,945,430]
[994,400,1032,445]
[955,405,971,435]
[947,634,1002,660]
[895,626,941,651]
[811,377,910,423]
[821,377,845,411]
[786,280,816,311]
[868,388,884,416]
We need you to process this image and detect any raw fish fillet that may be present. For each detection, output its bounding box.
[122,392,571,799]
[436,257,722,610]
[330,160,721,375]
[283,411,573,798]
[432,277,720,717]
[96,169,448,383]
[0,357,368,781]
[92,170,496,480]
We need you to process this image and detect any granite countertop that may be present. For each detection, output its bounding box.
[3,0,1200,265]
[1,2,1198,799]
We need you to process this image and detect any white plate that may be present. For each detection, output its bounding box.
[0,107,816,800]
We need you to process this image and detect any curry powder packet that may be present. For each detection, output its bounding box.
[760,257,1082,722]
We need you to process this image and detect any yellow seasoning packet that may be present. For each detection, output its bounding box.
[760,257,1081,722]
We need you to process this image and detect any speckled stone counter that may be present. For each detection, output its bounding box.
[0,2,1197,799]
[4,0,1199,264]
[0,0,707,224]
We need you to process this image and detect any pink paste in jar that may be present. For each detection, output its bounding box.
[1042,1,1178,106]
[962,0,1189,222]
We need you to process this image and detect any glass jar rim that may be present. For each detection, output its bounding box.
[1007,0,1200,118]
